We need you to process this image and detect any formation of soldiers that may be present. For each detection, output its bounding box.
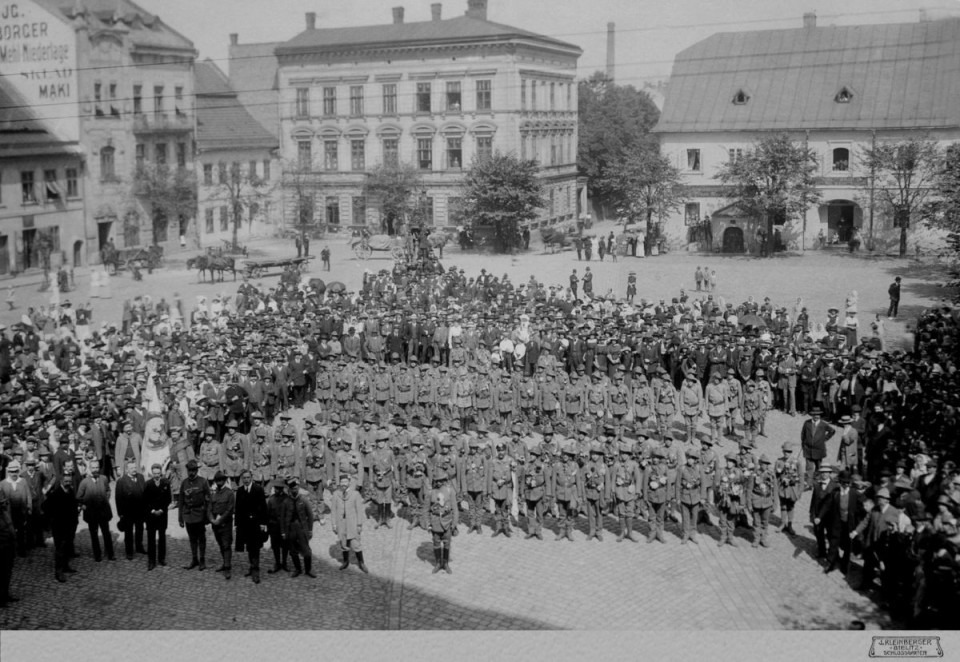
[0,258,958,621]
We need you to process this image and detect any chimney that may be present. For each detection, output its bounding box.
[606,22,615,82]
[465,0,487,20]
[803,11,816,29]
[431,3,442,21]
[305,12,316,30]
[229,33,238,46]
[919,9,929,22]
[392,6,404,24]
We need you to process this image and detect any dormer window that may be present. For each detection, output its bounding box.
[732,89,749,105]
[835,87,853,103]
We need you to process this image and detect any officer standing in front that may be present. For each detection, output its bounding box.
[178,459,211,571]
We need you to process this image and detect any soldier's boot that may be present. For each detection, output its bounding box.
[524,515,536,539]
[491,519,501,538]
[304,556,316,578]
[432,548,442,574]
[625,517,638,542]
[554,523,564,541]
[356,551,369,574]
[647,524,657,543]
[565,523,575,542]
[407,505,418,530]
[616,518,626,542]
[717,529,727,547]
[268,551,281,574]
[689,529,699,545]
[535,521,544,540]
[281,550,289,571]
[290,555,302,578]
[760,528,770,548]
[726,533,738,547]
[383,505,392,529]
[503,516,512,538]
[442,548,452,574]
[339,552,349,570]
[373,505,382,530]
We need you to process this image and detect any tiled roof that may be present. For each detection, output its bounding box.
[195,60,277,152]
[35,0,195,52]
[276,15,581,55]
[0,80,80,158]
[655,18,960,133]
[229,42,281,139]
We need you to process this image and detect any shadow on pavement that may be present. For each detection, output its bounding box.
[1,529,556,631]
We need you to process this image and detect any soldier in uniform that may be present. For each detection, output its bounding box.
[208,471,235,580]
[551,444,583,541]
[631,372,655,435]
[517,372,539,425]
[716,452,746,547]
[704,373,729,447]
[373,362,396,421]
[699,438,719,523]
[661,434,684,523]
[474,367,495,426]
[755,369,773,436]
[220,420,249,488]
[414,365,436,423]
[428,472,458,574]
[679,449,703,544]
[248,429,276,489]
[197,426,222,482]
[315,366,334,419]
[741,380,764,447]
[453,366,476,429]
[679,373,703,443]
[280,476,316,578]
[725,368,744,439]
[582,442,607,541]
[370,431,395,529]
[611,440,643,542]
[435,366,455,424]
[653,369,677,440]
[274,430,301,483]
[495,372,517,426]
[301,431,327,526]
[331,473,369,573]
[521,445,548,540]
[748,455,776,548]
[459,439,487,534]
[265,479,288,573]
[487,441,515,537]
[167,427,194,497]
[607,371,631,422]
[178,459,211,571]
[643,449,670,543]
[401,438,430,530]
[775,442,804,536]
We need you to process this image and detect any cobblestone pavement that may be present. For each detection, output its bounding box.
[1,222,937,629]
[0,407,892,630]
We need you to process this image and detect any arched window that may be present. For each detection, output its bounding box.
[832,147,849,172]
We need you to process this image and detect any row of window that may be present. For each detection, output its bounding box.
[683,146,851,172]
[520,131,575,166]
[134,141,190,169]
[520,79,573,112]
[296,135,493,172]
[3,169,80,206]
[295,80,493,118]
[94,81,187,119]
[202,160,272,186]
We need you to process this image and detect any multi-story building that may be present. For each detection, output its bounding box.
[195,59,279,247]
[1,0,196,263]
[0,81,84,274]
[654,14,960,254]
[272,0,584,233]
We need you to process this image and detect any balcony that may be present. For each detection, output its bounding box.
[132,112,193,135]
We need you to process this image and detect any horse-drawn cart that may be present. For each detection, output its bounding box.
[350,234,406,260]
[100,245,164,273]
[241,255,314,279]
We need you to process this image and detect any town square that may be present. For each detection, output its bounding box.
[1,0,960,638]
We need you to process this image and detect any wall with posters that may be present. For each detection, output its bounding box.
[0,1,78,141]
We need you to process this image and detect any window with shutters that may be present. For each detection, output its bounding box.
[44,170,60,202]
[686,148,701,172]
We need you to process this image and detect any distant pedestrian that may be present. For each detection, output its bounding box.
[626,271,637,304]
[321,246,331,271]
[575,237,583,261]
[695,266,704,291]
[887,276,901,318]
[582,267,593,298]
[607,233,616,262]
[584,237,592,261]
[522,227,530,250]
[303,235,310,257]
[709,268,718,292]
[295,235,302,258]
[598,239,605,262]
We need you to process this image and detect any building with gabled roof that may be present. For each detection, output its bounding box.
[272,0,585,235]
[195,59,280,246]
[653,13,960,255]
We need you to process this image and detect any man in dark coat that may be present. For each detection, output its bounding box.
[178,459,211,571]
[143,463,172,570]
[76,460,114,562]
[234,469,267,583]
[114,460,146,560]
[808,465,837,559]
[817,470,864,573]
[43,473,79,583]
[800,405,835,487]
[0,485,18,605]
[280,476,315,578]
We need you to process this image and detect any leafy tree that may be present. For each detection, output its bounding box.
[606,139,684,249]
[282,159,317,242]
[361,162,423,235]
[577,72,660,215]
[132,164,197,244]
[860,137,942,256]
[715,133,821,256]
[932,144,960,258]
[461,152,544,253]
[216,161,273,249]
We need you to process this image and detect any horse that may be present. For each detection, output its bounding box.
[540,228,570,253]
[100,245,122,274]
[186,255,237,282]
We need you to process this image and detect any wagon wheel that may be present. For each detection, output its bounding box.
[354,244,372,260]
[391,246,405,261]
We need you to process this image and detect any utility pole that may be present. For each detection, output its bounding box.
[869,130,876,250]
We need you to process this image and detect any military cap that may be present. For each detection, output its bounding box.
[700,438,713,446]
[541,423,554,435]
[781,442,796,452]
[589,441,603,454]
[686,449,699,459]
[468,439,480,449]
[376,430,390,441]
[213,470,228,482]
[511,423,524,435]
[724,452,738,462]
[226,420,238,429]
[758,454,771,465]
[329,413,342,424]
[875,487,891,499]
[185,459,199,470]
[618,441,633,454]
[279,412,292,420]
[204,426,216,435]
[251,411,263,419]
[285,476,300,487]
[529,445,542,456]
[440,437,455,447]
